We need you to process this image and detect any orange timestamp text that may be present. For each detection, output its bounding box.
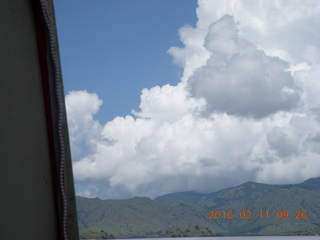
[208,210,308,220]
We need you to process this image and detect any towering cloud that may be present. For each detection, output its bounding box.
[66,0,320,199]
[189,15,301,118]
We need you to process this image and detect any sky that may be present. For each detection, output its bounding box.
[54,0,320,200]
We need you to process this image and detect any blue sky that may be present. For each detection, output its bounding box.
[55,0,320,199]
[55,0,197,123]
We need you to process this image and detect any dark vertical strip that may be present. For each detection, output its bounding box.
[31,1,63,239]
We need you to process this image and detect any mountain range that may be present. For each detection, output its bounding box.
[76,177,320,238]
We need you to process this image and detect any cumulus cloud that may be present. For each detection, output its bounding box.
[189,15,301,118]
[195,0,320,64]
[65,91,103,160]
[66,0,320,199]
[132,83,204,123]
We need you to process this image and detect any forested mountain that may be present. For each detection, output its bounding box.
[77,177,320,238]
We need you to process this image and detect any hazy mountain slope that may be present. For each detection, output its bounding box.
[77,196,223,237]
[155,191,205,203]
[203,186,320,234]
[76,177,320,237]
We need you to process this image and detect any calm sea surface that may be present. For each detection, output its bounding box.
[120,237,320,240]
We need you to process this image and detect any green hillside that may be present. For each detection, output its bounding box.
[76,177,320,238]
[155,191,205,203]
[77,196,224,238]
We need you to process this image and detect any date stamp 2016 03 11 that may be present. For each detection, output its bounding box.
[208,210,308,220]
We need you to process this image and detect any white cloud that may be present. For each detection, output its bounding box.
[132,83,205,123]
[168,26,210,82]
[65,90,103,160]
[195,0,320,64]
[188,15,301,118]
[66,0,320,199]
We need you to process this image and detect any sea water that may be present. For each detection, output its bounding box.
[120,237,320,240]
